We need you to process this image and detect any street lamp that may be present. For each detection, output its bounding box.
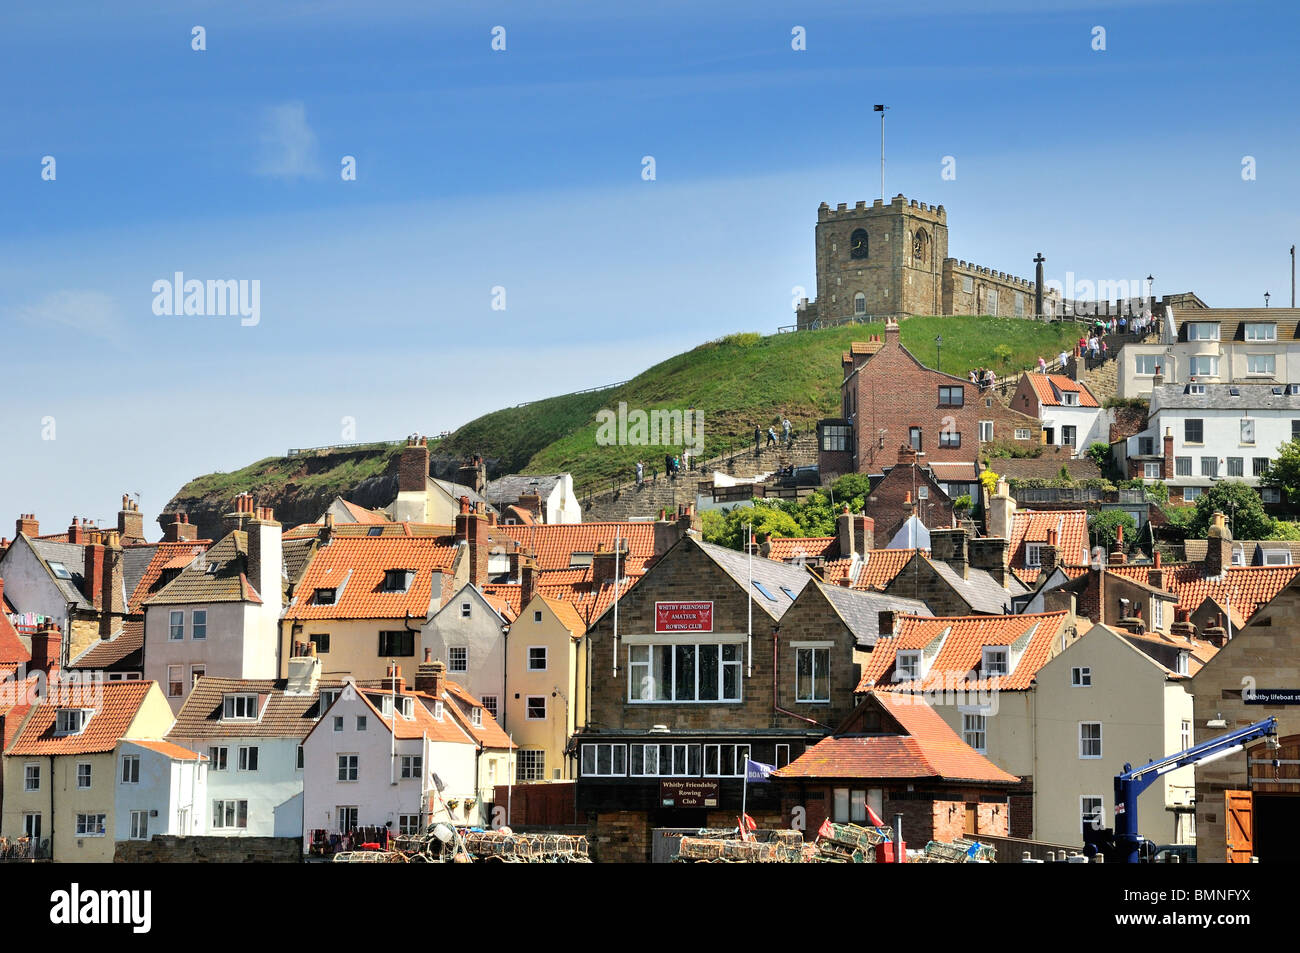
[1146,274,1154,311]
[1265,291,1271,308]
[935,334,943,372]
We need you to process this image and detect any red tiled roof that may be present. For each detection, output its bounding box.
[859,611,1068,693]
[1112,624,1219,676]
[339,500,389,524]
[69,619,143,670]
[483,574,641,625]
[1108,564,1300,622]
[1009,510,1090,578]
[774,693,1019,784]
[282,522,453,540]
[496,522,658,573]
[7,680,155,755]
[766,537,838,562]
[285,537,459,620]
[126,541,212,611]
[129,738,206,760]
[0,604,30,664]
[349,684,475,745]
[536,594,589,636]
[1026,372,1100,408]
[821,550,926,591]
[443,680,514,749]
[504,506,537,525]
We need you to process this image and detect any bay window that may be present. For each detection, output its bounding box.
[628,642,741,702]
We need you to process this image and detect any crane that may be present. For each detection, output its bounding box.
[1101,716,1279,863]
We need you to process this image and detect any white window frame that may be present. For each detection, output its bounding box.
[895,650,923,682]
[794,644,831,703]
[1014,428,1032,440]
[962,713,987,753]
[580,743,628,778]
[631,742,704,778]
[1152,598,1164,630]
[516,749,546,782]
[212,799,248,831]
[129,810,149,841]
[238,745,259,771]
[1176,652,1189,676]
[627,642,743,704]
[191,608,207,640]
[1071,666,1091,688]
[167,665,184,698]
[121,754,141,783]
[75,813,107,837]
[979,420,994,442]
[208,746,228,771]
[1180,719,1191,751]
[1246,353,1276,376]
[1081,795,1105,831]
[1144,462,1161,479]
[460,602,472,618]
[448,646,468,673]
[23,812,41,839]
[338,753,359,782]
[168,609,185,641]
[76,761,92,789]
[1186,322,1219,341]
[398,814,421,835]
[702,743,750,778]
[1024,543,1043,568]
[982,646,1009,677]
[1245,322,1277,341]
[222,693,260,721]
[527,646,548,672]
[400,754,423,780]
[1079,722,1103,759]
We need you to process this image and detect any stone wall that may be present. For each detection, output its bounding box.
[942,259,1060,318]
[114,835,302,863]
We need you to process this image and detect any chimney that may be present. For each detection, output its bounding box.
[83,541,106,610]
[878,610,898,637]
[381,662,406,694]
[1170,607,1197,639]
[285,652,322,696]
[898,444,918,466]
[1149,550,1165,590]
[320,513,335,547]
[457,455,487,495]
[758,537,773,559]
[1162,428,1174,480]
[117,494,144,543]
[246,505,283,614]
[1205,510,1233,578]
[67,517,89,545]
[838,576,854,588]
[164,512,197,542]
[1041,528,1060,577]
[455,502,489,587]
[969,536,1010,587]
[399,435,430,494]
[520,552,538,608]
[415,654,446,698]
[836,506,855,559]
[884,317,900,341]
[1152,366,1164,387]
[30,622,61,677]
[930,528,968,579]
[1108,523,1127,565]
[592,543,626,588]
[518,492,543,523]
[1202,622,1228,648]
[15,513,39,538]
[222,493,254,536]
[853,515,875,555]
[988,479,1016,540]
[101,531,125,618]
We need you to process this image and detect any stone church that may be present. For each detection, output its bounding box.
[796,194,1061,327]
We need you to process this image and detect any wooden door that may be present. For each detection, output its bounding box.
[964,803,977,836]
[1225,790,1253,863]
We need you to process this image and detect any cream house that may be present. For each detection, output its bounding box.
[1033,623,1196,848]
[1,680,200,862]
[505,594,589,782]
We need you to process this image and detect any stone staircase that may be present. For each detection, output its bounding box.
[582,437,820,521]
[1080,357,1119,406]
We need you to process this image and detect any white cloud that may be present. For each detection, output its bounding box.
[7,289,121,340]
[255,101,322,179]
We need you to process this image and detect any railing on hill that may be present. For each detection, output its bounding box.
[286,440,408,457]
[515,381,630,408]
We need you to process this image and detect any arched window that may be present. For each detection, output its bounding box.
[912,227,930,265]
[849,228,869,260]
[854,292,867,315]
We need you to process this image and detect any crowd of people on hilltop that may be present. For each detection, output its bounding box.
[1075,310,1156,361]
[968,367,996,390]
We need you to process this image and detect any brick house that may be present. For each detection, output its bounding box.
[817,319,1043,483]
[576,535,925,861]
[772,691,1018,844]
[861,449,957,545]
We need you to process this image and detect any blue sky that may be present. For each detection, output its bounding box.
[2,0,1297,534]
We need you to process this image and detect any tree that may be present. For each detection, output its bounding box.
[1090,510,1137,553]
[1267,520,1300,540]
[1086,442,1111,473]
[1187,482,1274,540]
[700,503,802,550]
[1262,439,1300,501]
[829,473,873,513]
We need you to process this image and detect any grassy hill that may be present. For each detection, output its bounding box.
[166,316,1080,520]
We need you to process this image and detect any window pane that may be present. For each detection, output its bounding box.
[582,746,595,775]
[674,645,697,701]
[597,746,611,775]
[850,790,867,823]
[697,645,719,700]
[796,648,812,700]
[705,745,719,776]
[653,646,672,701]
[833,788,849,823]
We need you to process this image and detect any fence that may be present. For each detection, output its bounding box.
[515,380,629,408]
[286,439,405,457]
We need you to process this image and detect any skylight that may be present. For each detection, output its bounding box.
[368,526,383,536]
[752,581,777,601]
[780,586,797,600]
[48,561,72,580]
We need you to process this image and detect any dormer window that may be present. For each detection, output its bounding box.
[315,587,337,605]
[1245,322,1276,341]
[1263,549,1292,566]
[1025,543,1043,568]
[381,696,415,719]
[1188,383,1206,396]
[433,701,444,721]
[55,709,91,735]
[382,569,414,592]
[1060,391,1078,406]
[569,553,594,568]
[318,689,341,713]
[472,707,483,727]
[982,647,1009,677]
[1175,652,1189,676]
[222,693,260,720]
[367,526,384,536]
[1186,322,1219,341]
[895,651,923,682]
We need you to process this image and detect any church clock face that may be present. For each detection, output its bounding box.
[849,228,868,260]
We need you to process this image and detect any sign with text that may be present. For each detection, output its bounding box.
[655,601,713,633]
[1245,689,1300,705]
[660,779,720,808]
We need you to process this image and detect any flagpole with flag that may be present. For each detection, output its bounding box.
[746,523,753,677]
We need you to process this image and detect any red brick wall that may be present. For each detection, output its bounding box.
[846,330,1042,474]
[864,464,955,544]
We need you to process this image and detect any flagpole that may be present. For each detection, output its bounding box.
[747,523,753,677]
[613,529,621,679]
[741,761,748,834]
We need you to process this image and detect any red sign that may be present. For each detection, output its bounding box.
[655,601,713,633]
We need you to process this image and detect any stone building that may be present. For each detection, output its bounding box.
[796,194,1061,325]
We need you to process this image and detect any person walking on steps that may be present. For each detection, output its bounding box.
[766,427,778,448]
[635,460,644,487]
[782,417,792,446]
[754,426,762,453]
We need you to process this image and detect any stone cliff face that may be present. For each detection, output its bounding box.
[159,450,497,541]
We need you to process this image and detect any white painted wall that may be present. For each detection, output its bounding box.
[169,735,304,837]
[0,536,77,627]
[145,602,279,712]
[114,743,207,843]
[1040,404,1106,454]
[546,476,582,524]
[1126,404,1299,490]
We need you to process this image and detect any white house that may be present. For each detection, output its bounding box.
[113,739,207,844]
[1009,372,1105,455]
[167,651,342,838]
[143,498,283,713]
[300,665,482,851]
[1119,380,1300,504]
[484,474,582,525]
[1118,307,1300,399]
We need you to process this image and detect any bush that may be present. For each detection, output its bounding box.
[953,494,972,511]
[1090,510,1138,552]
[1103,396,1150,410]
[1187,483,1274,540]
[1086,442,1111,472]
